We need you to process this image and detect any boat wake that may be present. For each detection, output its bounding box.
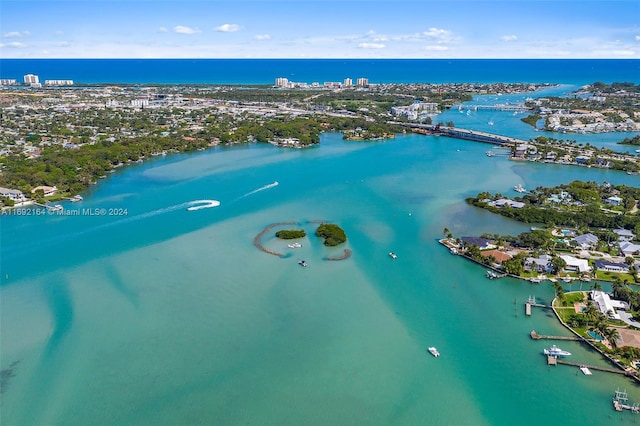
[186,199,221,211]
[239,181,279,199]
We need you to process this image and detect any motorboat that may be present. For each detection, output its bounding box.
[449,247,458,255]
[388,252,397,259]
[428,347,440,357]
[298,260,308,267]
[486,150,495,157]
[486,270,499,279]
[288,242,302,248]
[514,184,527,193]
[579,366,592,375]
[70,195,83,202]
[543,344,571,357]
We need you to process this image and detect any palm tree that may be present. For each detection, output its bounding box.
[582,302,600,325]
[601,327,621,349]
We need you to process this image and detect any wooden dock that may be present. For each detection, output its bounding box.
[525,303,531,316]
[530,330,582,341]
[555,359,632,376]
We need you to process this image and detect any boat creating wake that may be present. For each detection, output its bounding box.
[240,181,279,198]
[186,199,221,211]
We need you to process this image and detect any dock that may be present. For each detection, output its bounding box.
[555,359,632,376]
[613,389,639,413]
[530,330,582,341]
[547,355,635,377]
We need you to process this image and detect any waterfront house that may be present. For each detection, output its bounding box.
[480,249,513,264]
[559,255,591,274]
[489,198,525,209]
[590,290,627,320]
[594,259,630,274]
[525,254,552,273]
[572,233,599,250]
[31,185,58,197]
[0,187,27,203]
[614,229,636,242]
[605,195,623,206]
[461,237,494,250]
[620,241,640,256]
[548,191,571,204]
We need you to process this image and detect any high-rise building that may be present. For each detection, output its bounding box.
[356,78,369,86]
[23,74,39,85]
[0,79,17,86]
[344,78,353,87]
[275,77,289,88]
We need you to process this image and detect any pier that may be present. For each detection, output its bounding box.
[613,389,640,413]
[530,330,582,341]
[554,359,632,376]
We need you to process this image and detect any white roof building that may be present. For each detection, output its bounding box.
[590,290,627,320]
[620,241,640,256]
[559,255,591,273]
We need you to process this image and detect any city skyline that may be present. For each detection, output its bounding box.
[1,0,638,59]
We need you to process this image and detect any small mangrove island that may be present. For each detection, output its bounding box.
[315,223,347,246]
[275,229,306,239]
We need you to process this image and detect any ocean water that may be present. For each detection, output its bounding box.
[1,59,639,85]
[2,65,640,425]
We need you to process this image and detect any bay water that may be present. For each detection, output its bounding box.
[2,66,640,425]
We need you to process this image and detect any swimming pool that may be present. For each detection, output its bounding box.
[588,330,604,341]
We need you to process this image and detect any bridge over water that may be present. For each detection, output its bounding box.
[394,122,529,147]
[461,103,531,112]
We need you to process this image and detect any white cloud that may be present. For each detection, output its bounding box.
[215,24,241,32]
[635,35,640,41]
[424,45,449,51]
[0,42,27,48]
[611,50,636,56]
[174,25,200,35]
[254,34,270,40]
[3,31,30,38]
[501,35,518,42]
[358,42,385,49]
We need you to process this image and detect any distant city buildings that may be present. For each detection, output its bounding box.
[0,74,73,87]
[274,76,370,89]
[44,80,74,86]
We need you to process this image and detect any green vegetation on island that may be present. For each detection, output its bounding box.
[315,223,347,246]
[466,181,640,234]
[618,135,640,146]
[275,229,306,239]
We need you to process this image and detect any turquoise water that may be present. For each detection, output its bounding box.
[588,331,605,341]
[2,93,640,425]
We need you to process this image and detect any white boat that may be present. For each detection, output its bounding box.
[449,247,458,255]
[488,120,494,126]
[298,260,308,267]
[48,204,63,211]
[579,366,592,375]
[70,195,83,202]
[428,347,440,357]
[486,150,495,157]
[288,242,302,248]
[543,345,571,357]
[389,252,397,259]
[514,184,527,193]
[486,270,499,279]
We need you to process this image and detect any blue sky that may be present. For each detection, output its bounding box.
[1,0,638,58]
